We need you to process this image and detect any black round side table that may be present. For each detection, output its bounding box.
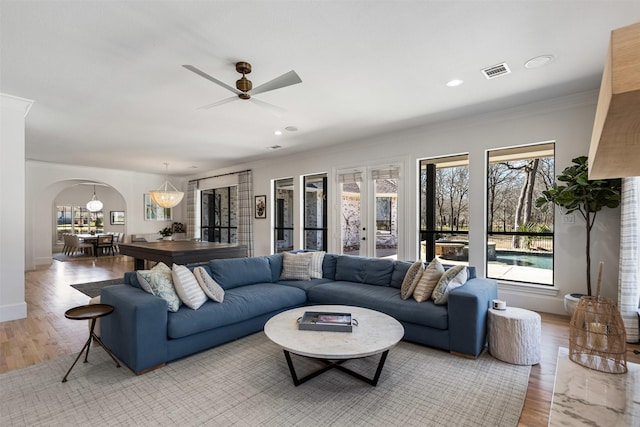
[62,303,121,382]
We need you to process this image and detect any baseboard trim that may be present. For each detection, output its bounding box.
[0,302,27,322]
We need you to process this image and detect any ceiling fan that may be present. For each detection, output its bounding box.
[182,61,302,115]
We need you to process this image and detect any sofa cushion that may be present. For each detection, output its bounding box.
[322,254,339,280]
[172,264,207,310]
[390,261,412,289]
[208,257,273,289]
[277,277,333,291]
[413,258,445,303]
[307,281,449,330]
[193,266,224,303]
[400,261,424,299]
[280,252,312,280]
[432,265,468,305]
[334,255,394,286]
[265,253,283,282]
[167,283,307,339]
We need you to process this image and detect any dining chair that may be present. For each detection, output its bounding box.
[96,234,115,256]
[70,234,94,257]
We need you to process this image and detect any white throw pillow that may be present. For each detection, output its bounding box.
[308,251,325,279]
[413,258,445,303]
[431,265,468,305]
[172,264,207,310]
[193,266,225,303]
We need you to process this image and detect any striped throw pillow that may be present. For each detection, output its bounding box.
[172,264,207,310]
[193,267,224,303]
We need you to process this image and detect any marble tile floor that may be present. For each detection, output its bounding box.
[549,347,639,426]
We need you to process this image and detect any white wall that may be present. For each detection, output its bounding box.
[187,90,621,315]
[26,162,186,268]
[1,94,33,321]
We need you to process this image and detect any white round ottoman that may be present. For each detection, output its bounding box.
[488,307,541,365]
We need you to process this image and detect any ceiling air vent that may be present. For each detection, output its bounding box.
[481,62,511,79]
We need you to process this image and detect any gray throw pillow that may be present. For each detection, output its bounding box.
[280,252,312,281]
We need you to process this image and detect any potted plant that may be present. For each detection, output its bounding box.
[535,156,621,314]
[159,226,174,240]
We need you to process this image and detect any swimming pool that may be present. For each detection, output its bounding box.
[492,252,553,270]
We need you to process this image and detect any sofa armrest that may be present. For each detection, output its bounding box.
[448,277,498,357]
[101,285,169,373]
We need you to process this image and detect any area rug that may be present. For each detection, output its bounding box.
[0,333,530,426]
[70,278,123,298]
[549,347,639,426]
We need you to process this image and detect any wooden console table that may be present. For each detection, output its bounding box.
[118,241,247,269]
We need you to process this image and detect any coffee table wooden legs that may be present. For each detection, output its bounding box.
[283,349,389,387]
[62,318,121,383]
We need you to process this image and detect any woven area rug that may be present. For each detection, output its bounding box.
[0,333,530,426]
[70,278,124,298]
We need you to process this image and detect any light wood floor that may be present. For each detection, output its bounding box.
[1,257,639,426]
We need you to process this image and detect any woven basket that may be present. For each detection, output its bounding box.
[569,296,627,374]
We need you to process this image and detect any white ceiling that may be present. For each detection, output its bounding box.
[2,1,639,176]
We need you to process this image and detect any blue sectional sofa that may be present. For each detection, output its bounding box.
[101,253,497,374]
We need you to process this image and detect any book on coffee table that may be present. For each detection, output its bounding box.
[298,311,353,332]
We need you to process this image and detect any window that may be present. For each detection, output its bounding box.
[274,178,294,253]
[419,154,469,264]
[201,187,237,243]
[303,173,327,251]
[56,205,103,243]
[486,143,554,285]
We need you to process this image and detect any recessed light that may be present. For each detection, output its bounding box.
[285,126,298,132]
[524,55,555,69]
[446,79,464,87]
[274,130,282,136]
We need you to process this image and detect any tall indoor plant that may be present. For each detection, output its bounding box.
[535,156,621,297]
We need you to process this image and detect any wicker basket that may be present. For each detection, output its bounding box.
[569,296,627,374]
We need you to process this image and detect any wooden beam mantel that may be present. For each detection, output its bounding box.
[588,22,640,179]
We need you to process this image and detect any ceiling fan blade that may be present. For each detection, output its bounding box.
[198,96,239,110]
[182,65,242,95]
[249,98,287,117]
[251,70,302,96]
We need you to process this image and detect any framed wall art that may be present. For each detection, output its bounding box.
[255,195,267,219]
[144,194,172,221]
[110,211,125,225]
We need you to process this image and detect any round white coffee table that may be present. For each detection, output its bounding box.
[264,305,404,386]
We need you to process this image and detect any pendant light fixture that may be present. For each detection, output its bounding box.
[86,184,103,212]
[149,163,184,208]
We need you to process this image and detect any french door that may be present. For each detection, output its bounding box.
[338,165,401,259]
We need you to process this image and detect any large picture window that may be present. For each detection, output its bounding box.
[419,154,469,264]
[486,143,554,285]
